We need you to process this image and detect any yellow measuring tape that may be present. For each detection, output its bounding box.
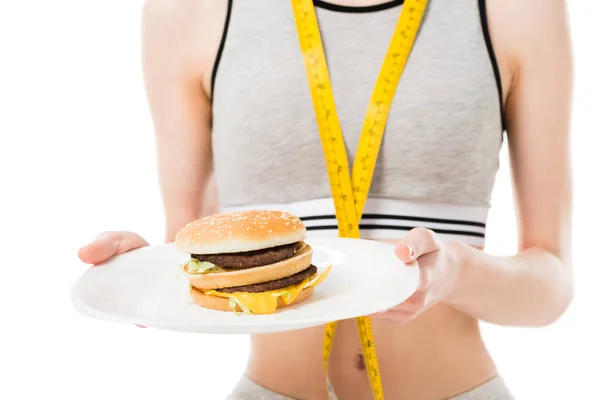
[291,0,428,398]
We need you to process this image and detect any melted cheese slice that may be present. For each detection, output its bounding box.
[204,265,332,314]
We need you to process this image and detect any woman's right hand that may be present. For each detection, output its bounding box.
[78,231,150,328]
[78,231,149,266]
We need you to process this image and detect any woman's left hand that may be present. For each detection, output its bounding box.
[372,227,469,325]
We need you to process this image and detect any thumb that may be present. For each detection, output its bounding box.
[395,227,440,263]
[78,231,148,265]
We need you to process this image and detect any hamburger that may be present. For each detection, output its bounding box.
[175,210,331,314]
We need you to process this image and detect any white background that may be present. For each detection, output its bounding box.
[0,1,598,399]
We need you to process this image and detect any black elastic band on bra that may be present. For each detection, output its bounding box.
[210,0,233,102]
[301,214,486,238]
[301,214,486,228]
[306,225,485,238]
[314,0,404,13]
[478,0,506,133]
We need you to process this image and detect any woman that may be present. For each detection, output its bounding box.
[78,0,573,399]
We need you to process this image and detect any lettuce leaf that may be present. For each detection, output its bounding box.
[183,259,218,274]
[280,291,292,302]
[229,296,252,315]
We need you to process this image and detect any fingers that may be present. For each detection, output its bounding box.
[380,228,441,325]
[418,266,432,290]
[78,231,149,265]
[78,232,119,265]
[372,309,415,325]
[370,290,428,324]
[371,305,420,325]
[398,290,427,314]
[395,227,441,263]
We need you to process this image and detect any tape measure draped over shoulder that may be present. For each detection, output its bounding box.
[290,0,429,398]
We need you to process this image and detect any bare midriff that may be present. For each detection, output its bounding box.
[247,239,497,400]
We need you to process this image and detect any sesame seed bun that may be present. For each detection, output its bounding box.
[189,286,314,313]
[175,210,307,254]
[184,243,313,290]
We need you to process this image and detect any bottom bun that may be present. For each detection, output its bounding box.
[189,287,314,313]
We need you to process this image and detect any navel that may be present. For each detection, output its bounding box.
[355,353,366,370]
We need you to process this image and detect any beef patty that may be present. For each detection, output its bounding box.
[217,264,318,293]
[193,242,302,268]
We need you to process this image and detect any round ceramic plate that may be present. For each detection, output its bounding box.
[71,238,419,334]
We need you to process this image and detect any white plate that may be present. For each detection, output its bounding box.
[71,238,419,334]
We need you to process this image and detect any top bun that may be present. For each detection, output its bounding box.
[175,210,307,254]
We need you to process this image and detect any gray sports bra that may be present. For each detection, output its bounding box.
[211,0,504,247]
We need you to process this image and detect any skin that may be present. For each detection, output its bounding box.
[78,0,574,399]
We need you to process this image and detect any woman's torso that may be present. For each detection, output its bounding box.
[200,0,508,398]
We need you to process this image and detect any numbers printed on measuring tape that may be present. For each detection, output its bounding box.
[291,1,429,399]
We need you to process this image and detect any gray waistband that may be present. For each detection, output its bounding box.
[226,375,295,400]
[227,375,513,400]
[448,376,515,400]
